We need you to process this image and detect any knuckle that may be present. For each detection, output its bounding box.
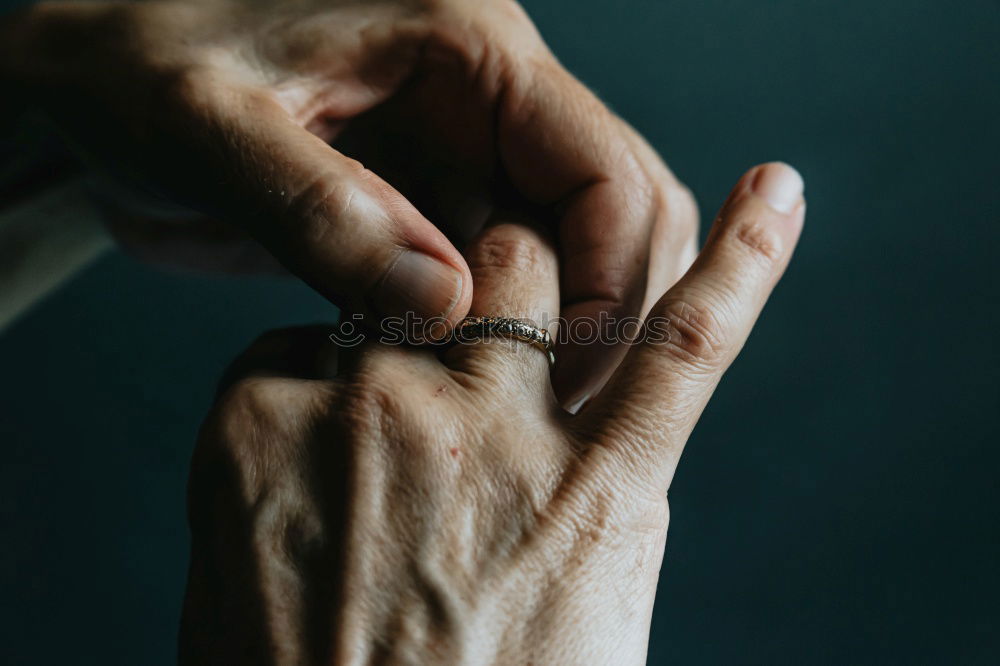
[214,378,299,438]
[200,378,317,499]
[191,382,333,537]
[282,174,359,249]
[338,378,394,426]
[335,360,407,433]
[730,215,785,264]
[335,368,434,456]
[649,297,729,368]
[423,0,547,64]
[467,225,551,277]
[213,377,328,457]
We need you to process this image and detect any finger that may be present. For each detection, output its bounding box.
[586,163,806,486]
[443,214,559,381]
[174,80,474,327]
[495,54,686,407]
[612,115,700,311]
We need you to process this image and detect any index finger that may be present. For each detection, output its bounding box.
[584,163,806,488]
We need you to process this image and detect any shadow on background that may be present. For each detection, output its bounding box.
[1,0,997,663]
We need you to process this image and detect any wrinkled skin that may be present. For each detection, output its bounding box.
[181,163,804,665]
[0,0,698,406]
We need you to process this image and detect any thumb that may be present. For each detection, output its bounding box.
[200,89,472,325]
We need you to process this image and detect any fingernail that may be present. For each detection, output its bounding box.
[752,162,803,214]
[375,250,463,320]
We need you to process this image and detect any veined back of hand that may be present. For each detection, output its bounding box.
[181,163,805,665]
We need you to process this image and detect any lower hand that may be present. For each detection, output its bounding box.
[180,163,804,665]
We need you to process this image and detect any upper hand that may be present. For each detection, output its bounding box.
[2,0,697,404]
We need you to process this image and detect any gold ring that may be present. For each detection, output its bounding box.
[453,316,555,367]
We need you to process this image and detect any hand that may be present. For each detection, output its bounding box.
[180,163,804,665]
[0,0,697,405]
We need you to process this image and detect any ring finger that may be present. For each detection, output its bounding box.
[441,211,560,385]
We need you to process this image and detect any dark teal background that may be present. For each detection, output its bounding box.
[2,1,998,663]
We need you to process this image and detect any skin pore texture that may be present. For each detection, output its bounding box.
[181,163,805,665]
[0,0,699,408]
